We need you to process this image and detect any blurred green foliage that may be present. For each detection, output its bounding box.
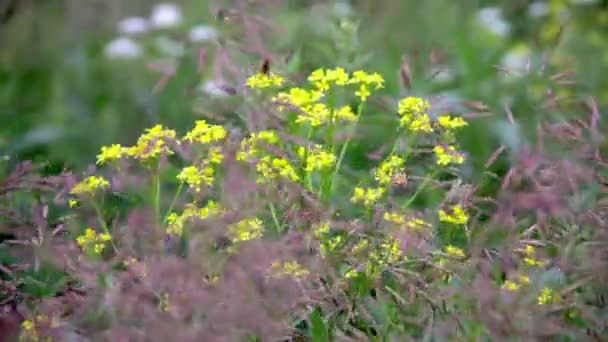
[0,0,606,174]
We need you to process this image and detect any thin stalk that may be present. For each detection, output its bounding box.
[330,102,365,193]
[269,203,282,234]
[163,182,184,223]
[402,170,439,209]
[91,200,118,253]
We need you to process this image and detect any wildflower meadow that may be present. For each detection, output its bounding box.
[1,0,607,341]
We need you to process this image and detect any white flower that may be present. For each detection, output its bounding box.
[188,25,219,42]
[104,37,142,59]
[150,3,183,29]
[528,2,550,17]
[477,7,510,37]
[117,17,149,35]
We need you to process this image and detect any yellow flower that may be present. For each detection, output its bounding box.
[502,280,520,291]
[522,245,547,267]
[383,211,406,224]
[127,124,177,161]
[519,275,530,284]
[375,155,405,185]
[275,88,323,108]
[177,165,215,191]
[71,176,110,196]
[433,145,465,166]
[438,205,469,225]
[76,227,112,255]
[228,218,264,242]
[96,144,128,165]
[538,287,557,305]
[183,120,227,144]
[303,146,336,173]
[398,97,433,132]
[296,103,331,127]
[368,236,403,275]
[312,221,330,238]
[68,199,79,208]
[236,130,280,161]
[405,217,432,230]
[351,186,385,207]
[437,115,468,130]
[268,260,310,279]
[255,156,300,183]
[207,146,224,164]
[246,72,285,89]
[167,201,222,236]
[444,245,466,258]
[349,70,384,102]
[333,105,357,122]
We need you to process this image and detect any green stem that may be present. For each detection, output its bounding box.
[331,102,365,193]
[402,171,438,209]
[269,203,282,234]
[153,168,161,225]
[91,199,118,253]
[163,182,184,223]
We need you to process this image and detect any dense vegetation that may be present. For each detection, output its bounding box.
[1,0,607,340]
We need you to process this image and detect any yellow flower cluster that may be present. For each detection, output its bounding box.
[319,235,344,258]
[383,212,431,230]
[438,205,469,225]
[96,144,128,165]
[312,221,330,238]
[71,176,110,196]
[177,165,215,192]
[166,201,222,236]
[236,130,280,161]
[522,245,547,267]
[268,260,310,279]
[183,120,227,144]
[538,287,558,305]
[128,124,177,161]
[398,97,433,132]
[351,186,385,207]
[444,245,466,258]
[256,156,300,183]
[368,236,403,274]
[437,115,468,130]
[502,275,531,291]
[308,67,350,91]
[228,217,264,242]
[375,155,405,185]
[76,227,112,255]
[299,145,337,173]
[433,145,465,166]
[246,72,285,89]
[348,70,385,102]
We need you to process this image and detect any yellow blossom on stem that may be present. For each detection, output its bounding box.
[538,287,558,305]
[437,114,468,130]
[183,120,227,144]
[502,280,520,291]
[268,260,310,279]
[375,155,405,185]
[228,218,264,242]
[433,145,465,166]
[398,97,434,132]
[96,144,128,165]
[246,72,285,89]
[303,146,336,173]
[383,211,406,224]
[71,176,110,196]
[445,245,466,258]
[177,165,215,192]
[255,156,300,183]
[127,124,177,161]
[76,227,112,255]
[438,205,469,225]
[351,186,385,207]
